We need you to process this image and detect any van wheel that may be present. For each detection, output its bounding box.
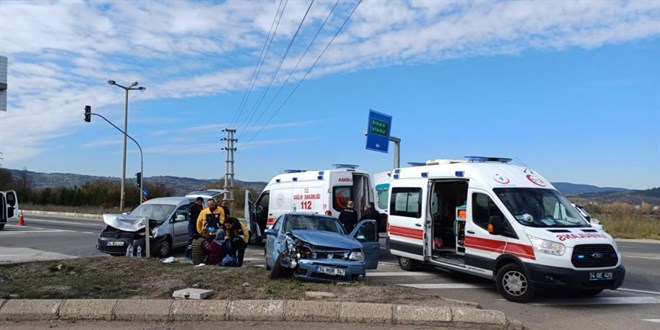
[398,257,419,271]
[155,237,171,258]
[495,263,535,303]
[578,289,603,297]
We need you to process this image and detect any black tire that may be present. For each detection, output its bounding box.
[577,289,604,297]
[269,254,285,279]
[154,237,172,258]
[191,238,206,265]
[398,256,419,271]
[495,263,535,303]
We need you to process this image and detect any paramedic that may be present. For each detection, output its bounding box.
[339,200,358,233]
[221,200,231,217]
[196,198,225,235]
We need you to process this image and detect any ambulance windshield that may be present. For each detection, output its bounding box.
[494,188,589,227]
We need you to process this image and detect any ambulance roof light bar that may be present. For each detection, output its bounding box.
[332,164,359,169]
[284,169,306,173]
[464,156,512,163]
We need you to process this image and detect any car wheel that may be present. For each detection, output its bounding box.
[398,256,419,271]
[269,254,284,279]
[496,263,535,303]
[577,289,603,297]
[155,237,172,258]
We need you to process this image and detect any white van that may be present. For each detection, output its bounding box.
[0,190,19,230]
[387,156,625,302]
[245,165,373,244]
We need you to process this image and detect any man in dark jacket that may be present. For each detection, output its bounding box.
[338,200,358,233]
[361,202,381,221]
[185,197,204,260]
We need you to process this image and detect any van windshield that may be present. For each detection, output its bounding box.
[130,204,176,222]
[494,188,589,228]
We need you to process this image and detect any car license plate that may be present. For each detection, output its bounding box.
[589,271,613,281]
[317,265,346,276]
[107,241,125,247]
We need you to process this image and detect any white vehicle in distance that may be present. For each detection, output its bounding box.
[573,203,604,231]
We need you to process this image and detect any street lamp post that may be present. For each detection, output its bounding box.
[108,80,146,212]
[84,107,150,257]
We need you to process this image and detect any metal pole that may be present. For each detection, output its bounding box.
[120,89,129,212]
[389,136,401,168]
[90,112,149,257]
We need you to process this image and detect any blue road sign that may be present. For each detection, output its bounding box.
[366,109,392,153]
[142,187,149,197]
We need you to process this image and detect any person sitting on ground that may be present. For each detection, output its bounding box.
[208,228,227,266]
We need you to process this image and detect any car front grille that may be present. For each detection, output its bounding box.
[571,244,618,268]
[100,226,139,239]
[311,248,351,260]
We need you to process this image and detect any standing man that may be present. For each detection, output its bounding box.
[185,197,204,260]
[221,200,231,217]
[196,198,225,235]
[361,202,380,221]
[338,200,358,233]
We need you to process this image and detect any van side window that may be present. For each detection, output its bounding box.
[390,188,422,218]
[174,204,190,222]
[472,193,504,230]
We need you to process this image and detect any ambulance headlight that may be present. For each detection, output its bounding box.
[348,251,365,262]
[527,235,565,256]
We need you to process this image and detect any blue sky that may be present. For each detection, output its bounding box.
[0,0,658,190]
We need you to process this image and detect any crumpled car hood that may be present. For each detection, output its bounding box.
[290,230,361,250]
[103,214,150,232]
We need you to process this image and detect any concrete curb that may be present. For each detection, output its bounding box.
[0,299,525,329]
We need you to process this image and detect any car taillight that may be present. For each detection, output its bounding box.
[325,210,332,216]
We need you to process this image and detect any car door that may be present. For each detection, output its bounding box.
[171,203,191,247]
[5,190,17,220]
[350,219,379,269]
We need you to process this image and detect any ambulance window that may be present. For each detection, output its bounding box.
[333,187,352,212]
[390,188,422,218]
[472,193,504,230]
[375,184,389,210]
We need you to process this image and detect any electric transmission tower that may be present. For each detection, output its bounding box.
[221,128,237,203]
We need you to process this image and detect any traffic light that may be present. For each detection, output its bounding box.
[84,105,91,122]
[136,172,142,188]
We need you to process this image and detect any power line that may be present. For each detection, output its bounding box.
[230,0,288,128]
[239,0,362,148]
[236,0,316,138]
[240,0,341,141]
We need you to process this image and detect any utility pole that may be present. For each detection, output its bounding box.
[221,128,237,203]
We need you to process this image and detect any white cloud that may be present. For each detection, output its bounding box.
[0,0,658,163]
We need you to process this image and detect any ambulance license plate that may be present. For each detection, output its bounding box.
[317,265,345,276]
[107,241,125,247]
[589,271,613,281]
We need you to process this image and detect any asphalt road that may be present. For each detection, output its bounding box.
[1,214,659,330]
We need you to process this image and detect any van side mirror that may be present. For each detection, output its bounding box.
[175,214,186,222]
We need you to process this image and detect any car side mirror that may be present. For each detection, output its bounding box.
[264,228,276,236]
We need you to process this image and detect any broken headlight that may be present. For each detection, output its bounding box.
[348,251,365,262]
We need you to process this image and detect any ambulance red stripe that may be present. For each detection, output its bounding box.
[389,225,424,240]
[465,236,535,260]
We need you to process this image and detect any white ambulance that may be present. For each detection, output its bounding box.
[245,165,374,244]
[0,190,19,231]
[387,156,625,302]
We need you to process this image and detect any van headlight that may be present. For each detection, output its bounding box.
[527,235,565,256]
[348,251,365,262]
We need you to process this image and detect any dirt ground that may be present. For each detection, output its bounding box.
[0,257,462,307]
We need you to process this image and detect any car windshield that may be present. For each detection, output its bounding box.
[130,204,176,222]
[494,188,589,228]
[284,215,345,234]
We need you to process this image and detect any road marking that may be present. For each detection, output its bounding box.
[398,283,488,289]
[367,271,437,277]
[625,255,660,261]
[617,288,660,295]
[532,297,660,306]
[643,319,660,323]
[18,218,103,228]
[0,229,72,235]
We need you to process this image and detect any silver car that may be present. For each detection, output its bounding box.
[97,197,204,257]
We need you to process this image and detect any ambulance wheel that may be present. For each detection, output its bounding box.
[496,263,535,303]
[269,254,284,279]
[398,257,419,271]
[577,289,603,297]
